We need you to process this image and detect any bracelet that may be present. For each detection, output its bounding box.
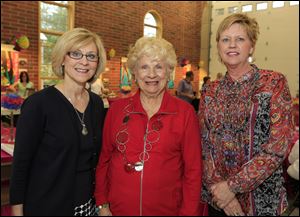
[98,203,109,210]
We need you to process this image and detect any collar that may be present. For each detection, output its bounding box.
[225,64,258,85]
[130,89,178,115]
[184,78,191,83]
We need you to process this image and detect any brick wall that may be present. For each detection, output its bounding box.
[1,1,206,95]
[1,1,39,87]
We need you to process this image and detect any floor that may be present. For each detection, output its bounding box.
[283,192,299,216]
[0,204,299,216]
[289,207,299,216]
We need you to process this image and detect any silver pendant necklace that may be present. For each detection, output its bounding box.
[62,86,88,136]
[68,97,88,136]
[74,108,88,135]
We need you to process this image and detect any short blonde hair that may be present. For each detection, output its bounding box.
[52,28,106,82]
[216,13,259,47]
[127,37,177,75]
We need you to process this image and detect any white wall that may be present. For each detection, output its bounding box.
[209,1,299,97]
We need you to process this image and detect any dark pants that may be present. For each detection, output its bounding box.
[192,98,199,112]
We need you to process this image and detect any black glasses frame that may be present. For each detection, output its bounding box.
[67,51,99,62]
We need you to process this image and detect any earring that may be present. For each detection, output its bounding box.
[248,55,253,63]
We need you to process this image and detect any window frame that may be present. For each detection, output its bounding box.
[38,1,74,89]
[143,10,162,38]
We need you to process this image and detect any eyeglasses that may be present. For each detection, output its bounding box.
[67,51,99,62]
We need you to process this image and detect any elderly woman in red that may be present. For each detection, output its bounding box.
[199,13,294,216]
[94,37,202,216]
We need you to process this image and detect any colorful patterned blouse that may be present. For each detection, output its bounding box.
[199,65,294,216]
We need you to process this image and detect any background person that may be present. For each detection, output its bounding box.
[88,74,105,96]
[176,70,196,104]
[9,28,107,216]
[9,71,34,98]
[95,37,202,216]
[216,72,224,81]
[199,13,294,216]
[200,76,211,96]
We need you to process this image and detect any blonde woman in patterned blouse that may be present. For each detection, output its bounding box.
[199,13,294,216]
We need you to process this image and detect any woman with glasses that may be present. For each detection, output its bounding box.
[94,37,202,216]
[10,28,107,215]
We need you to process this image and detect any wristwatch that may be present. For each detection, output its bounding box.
[98,203,109,210]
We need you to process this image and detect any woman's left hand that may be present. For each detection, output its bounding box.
[211,181,235,209]
[223,197,245,216]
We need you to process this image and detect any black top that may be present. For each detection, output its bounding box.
[73,103,94,206]
[10,86,105,216]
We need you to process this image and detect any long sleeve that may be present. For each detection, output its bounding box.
[10,96,44,204]
[94,106,114,206]
[199,85,223,191]
[179,108,202,216]
[177,80,184,95]
[227,75,294,193]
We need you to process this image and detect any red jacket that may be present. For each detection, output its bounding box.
[95,90,202,216]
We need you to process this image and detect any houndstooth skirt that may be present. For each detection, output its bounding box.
[74,197,97,216]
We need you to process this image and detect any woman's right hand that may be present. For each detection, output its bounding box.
[11,204,24,216]
[98,207,112,216]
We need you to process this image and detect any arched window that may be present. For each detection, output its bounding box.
[143,11,162,38]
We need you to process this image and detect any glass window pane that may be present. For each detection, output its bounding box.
[144,26,157,37]
[53,1,68,5]
[215,8,224,15]
[257,2,268,10]
[228,6,238,14]
[290,1,299,6]
[41,78,61,89]
[41,2,68,32]
[40,33,60,77]
[144,13,157,26]
[272,1,285,8]
[242,4,253,12]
